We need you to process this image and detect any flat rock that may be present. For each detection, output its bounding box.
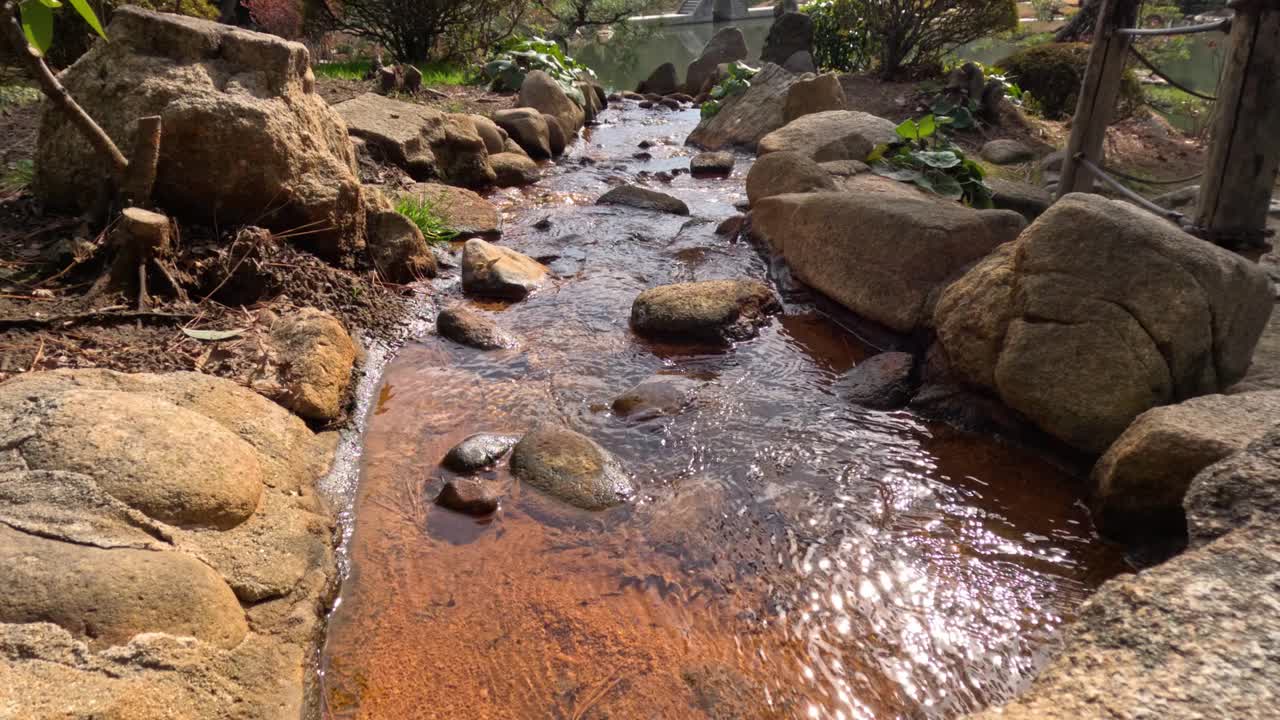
[690,151,735,175]
[934,193,1274,454]
[268,308,356,423]
[752,176,1025,333]
[437,305,518,350]
[443,433,521,472]
[510,425,635,510]
[612,375,702,420]
[336,93,494,187]
[597,185,690,215]
[1091,391,1280,537]
[758,110,898,163]
[461,238,548,300]
[402,183,502,236]
[745,150,836,205]
[836,352,916,410]
[434,479,500,515]
[631,279,781,344]
[980,138,1036,165]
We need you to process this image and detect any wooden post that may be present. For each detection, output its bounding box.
[1192,0,1280,248]
[1058,0,1141,198]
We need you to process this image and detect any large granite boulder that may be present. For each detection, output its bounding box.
[519,70,586,140]
[1091,391,1280,536]
[1186,423,1280,547]
[0,369,339,719]
[686,27,749,95]
[687,64,801,151]
[783,73,847,124]
[335,93,494,187]
[744,150,836,205]
[752,176,1025,333]
[761,12,813,66]
[934,193,1274,454]
[758,110,898,163]
[34,7,363,258]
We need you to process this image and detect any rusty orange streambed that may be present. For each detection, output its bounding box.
[320,106,1127,720]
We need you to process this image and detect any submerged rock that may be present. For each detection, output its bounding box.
[437,305,519,350]
[631,279,781,344]
[934,193,1273,454]
[434,479,500,516]
[597,185,691,215]
[988,177,1053,221]
[836,352,916,410]
[758,110,897,163]
[443,433,521,472]
[510,425,635,510]
[461,239,549,300]
[1091,390,1280,537]
[612,375,703,420]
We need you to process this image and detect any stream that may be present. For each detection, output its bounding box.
[319,104,1128,719]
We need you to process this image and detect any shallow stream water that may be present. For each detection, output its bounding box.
[320,105,1127,720]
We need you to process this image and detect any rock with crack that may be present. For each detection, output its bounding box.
[34,7,363,260]
[0,368,338,719]
[461,239,549,300]
[597,185,690,215]
[934,193,1274,454]
[752,175,1025,334]
[443,433,521,472]
[758,110,897,163]
[637,62,680,96]
[437,305,519,350]
[510,424,635,510]
[1091,390,1280,538]
[631,279,781,344]
[687,64,803,151]
[335,93,495,187]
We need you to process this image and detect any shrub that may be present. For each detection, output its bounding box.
[320,0,529,62]
[395,195,459,244]
[802,0,872,73]
[999,42,1141,120]
[852,0,1017,77]
[247,0,304,38]
[700,61,756,119]
[868,115,993,208]
[483,37,593,105]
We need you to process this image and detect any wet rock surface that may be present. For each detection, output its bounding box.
[836,352,917,410]
[631,279,781,344]
[443,433,521,472]
[461,238,549,300]
[437,305,519,350]
[690,151,735,176]
[435,479,500,516]
[509,425,635,510]
[611,375,703,420]
[597,184,691,215]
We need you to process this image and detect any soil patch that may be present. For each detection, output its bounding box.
[315,76,517,117]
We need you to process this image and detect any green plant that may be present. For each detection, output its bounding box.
[313,59,475,85]
[802,0,872,73]
[320,0,529,63]
[1,159,34,193]
[699,61,756,119]
[999,42,1141,119]
[829,0,1017,77]
[1031,0,1061,22]
[868,115,993,208]
[395,195,460,244]
[484,36,592,105]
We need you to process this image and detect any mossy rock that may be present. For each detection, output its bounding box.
[999,43,1141,120]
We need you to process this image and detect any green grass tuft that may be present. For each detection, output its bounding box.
[312,60,476,86]
[1,160,35,194]
[395,195,460,245]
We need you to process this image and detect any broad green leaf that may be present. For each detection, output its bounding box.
[916,150,961,169]
[929,173,965,200]
[19,0,53,55]
[866,143,891,163]
[182,327,247,341]
[69,0,107,39]
[37,0,63,8]
[894,118,919,141]
[916,114,937,139]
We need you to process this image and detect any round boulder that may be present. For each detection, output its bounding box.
[980,139,1036,165]
[437,305,519,350]
[519,70,585,140]
[758,110,898,163]
[269,308,357,423]
[490,152,542,187]
[510,425,635,510]
[461,238,549,300]
[493,108,552,159]
[691,151,736,176]
[597,185,690,215]
[14,389,265,530]
[745,150,836,206]
[443,433,521,472]
[631,279,782,344]
[402,182,502,237]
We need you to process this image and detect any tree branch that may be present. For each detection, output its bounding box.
[2,0,128,177]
